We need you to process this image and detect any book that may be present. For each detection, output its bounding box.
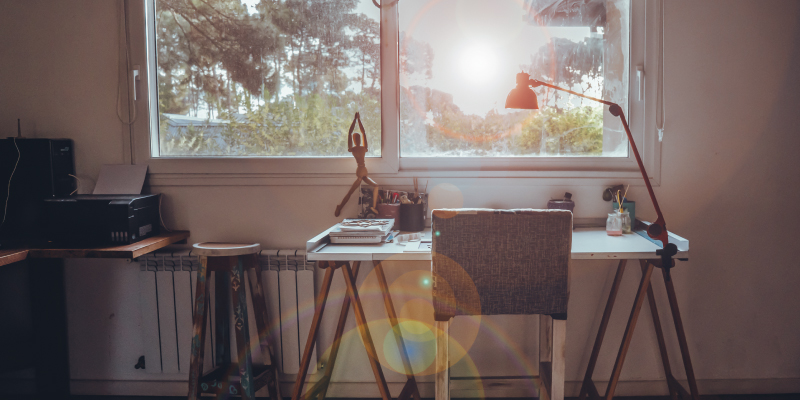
[329,219,394,243]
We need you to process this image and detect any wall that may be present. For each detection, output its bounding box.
[1,0,799,396]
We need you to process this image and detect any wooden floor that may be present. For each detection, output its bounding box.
[5,395,799,400]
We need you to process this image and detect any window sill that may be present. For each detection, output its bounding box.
[146,168,658,188]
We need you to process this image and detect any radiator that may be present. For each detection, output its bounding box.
[137,249,318,375]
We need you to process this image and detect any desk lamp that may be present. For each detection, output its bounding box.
[506,72,678,279]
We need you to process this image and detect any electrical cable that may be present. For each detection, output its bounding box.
[159,194,173,233]
[1,138,21,231]
[656,0,666,142]
[116,0,138,126]
[69,174,81,195]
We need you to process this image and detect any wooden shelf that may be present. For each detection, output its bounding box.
[24,231,190,259]
[0,249,29,267]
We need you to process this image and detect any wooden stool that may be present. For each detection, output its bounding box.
[187,243,282,400]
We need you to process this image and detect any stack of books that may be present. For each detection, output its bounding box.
[329,219,395,244]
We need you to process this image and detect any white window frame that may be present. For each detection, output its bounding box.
[128,0,662,184]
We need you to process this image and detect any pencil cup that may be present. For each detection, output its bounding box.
[399,203,425,232]
[377,203,401,225]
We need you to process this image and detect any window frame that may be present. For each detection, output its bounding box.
[129,0,661,184]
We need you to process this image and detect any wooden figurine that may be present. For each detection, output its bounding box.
[335,112,379,217]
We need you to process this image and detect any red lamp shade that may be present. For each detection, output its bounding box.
[505,72,539,109]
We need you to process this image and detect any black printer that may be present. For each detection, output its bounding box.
[42,194,161,246]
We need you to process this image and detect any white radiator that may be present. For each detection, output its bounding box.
[137,249,318,375]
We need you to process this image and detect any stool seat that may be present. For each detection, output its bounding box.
[192,242,260,257]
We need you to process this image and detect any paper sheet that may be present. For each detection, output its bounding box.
[93,164,148,194]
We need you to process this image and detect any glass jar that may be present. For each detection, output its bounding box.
[619,210,632,234]
[606,212,622,236]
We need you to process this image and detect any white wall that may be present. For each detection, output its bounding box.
[1,0,799,396]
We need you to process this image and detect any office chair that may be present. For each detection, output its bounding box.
[431,209,572,400]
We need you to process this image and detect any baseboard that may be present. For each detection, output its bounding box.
[0,378,35,395]
[65,377,800,398]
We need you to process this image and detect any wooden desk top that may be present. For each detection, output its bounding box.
[306,226,689,262]
[0,249,29,267]
[0,231,189,263]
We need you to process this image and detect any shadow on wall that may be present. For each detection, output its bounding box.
[674,10,800,379]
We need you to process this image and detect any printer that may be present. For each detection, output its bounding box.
[42,194,161,246]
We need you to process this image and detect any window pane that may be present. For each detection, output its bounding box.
[400,0,629,157]
[154,0,380,157]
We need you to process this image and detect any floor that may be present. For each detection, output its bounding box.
[5,396,800,400]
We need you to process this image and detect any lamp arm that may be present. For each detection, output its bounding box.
[530,79,677,269]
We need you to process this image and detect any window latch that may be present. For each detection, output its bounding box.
[132,65,140,101]
[636,65,644,101]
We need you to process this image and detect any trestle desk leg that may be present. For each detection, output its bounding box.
[604,261,654,400]
[640,260,677,400]
[374,260,421,400]
[662,267,700,400]
[291,264,336,400]
[579,260,627,400]
[308,261,362,400]
[341,262,392,400]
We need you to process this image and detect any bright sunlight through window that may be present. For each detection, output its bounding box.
[400,0,630,158]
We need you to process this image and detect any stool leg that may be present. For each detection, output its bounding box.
[216,265,232,367]
[232,255,255,400]
[188,256,210,400]
[245,254,283,400]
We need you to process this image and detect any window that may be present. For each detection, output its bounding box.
[399,0,629,158]
[151,0,381,157]
[135,0,659,179]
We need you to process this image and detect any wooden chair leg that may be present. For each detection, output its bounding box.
[341,262,392,400]
[434,319,451,400]
[540,313,552,400]
[539,314,565,400]
[292,264,336,400]
[580,260,627,400]
[551,318,567,400]
[188,256,210,400]
[244,254,282,400]
[231,256,255,400]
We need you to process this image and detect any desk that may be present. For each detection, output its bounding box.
[0,231,190,398]
[294,226,698,400]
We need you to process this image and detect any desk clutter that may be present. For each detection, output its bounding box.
[357,182,428,232]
